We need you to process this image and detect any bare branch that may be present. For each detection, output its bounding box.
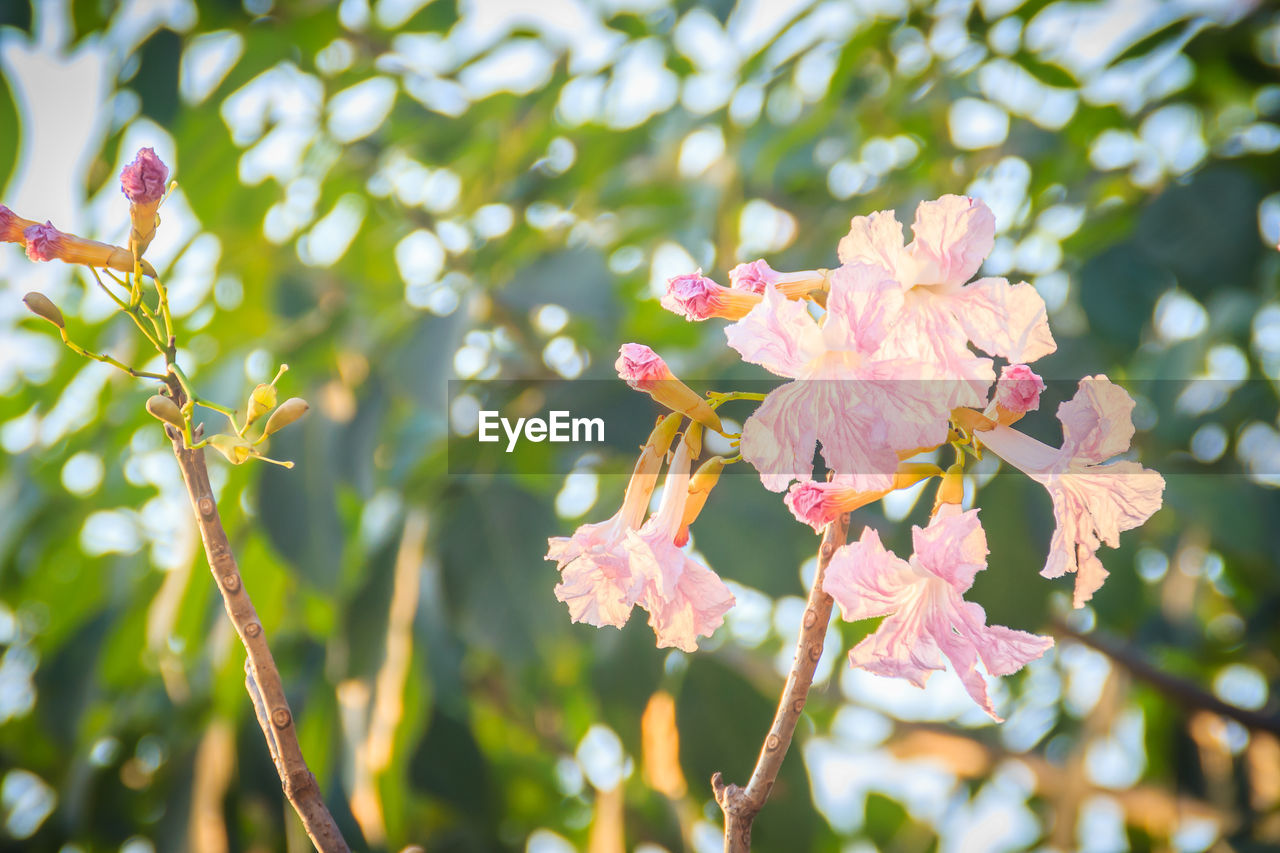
[1053,619,1280,736]
[166,415,351,852]
[713,512,850,852]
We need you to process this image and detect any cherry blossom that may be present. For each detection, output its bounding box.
[824,505,1054,720]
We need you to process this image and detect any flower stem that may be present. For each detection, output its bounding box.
[163,387,350,852]
[713,512,851,852]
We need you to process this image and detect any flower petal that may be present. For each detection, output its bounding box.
[907,195,995,287]
[1042,462,1166,605]
[1057,375,1137,464]
[837,209,909,279]
[724,284,824,378]
[910,506,988,592]
[952,277,1056,363]
[824,527,914,622]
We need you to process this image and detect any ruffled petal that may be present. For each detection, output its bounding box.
[824,527,914,622]
[820,263,903,357]
[724,284,824,378]
[1057,375,1137,464]
[739,381,823,491]
[907,195,995,287]
[837,209,909,280]
[879,295,994,408]
[641,552,736,652]
[1042,462,1166,605]
[848,609,944,689]
[910,507,988,592]
[951,277,1056,364]
[553,551,640,628]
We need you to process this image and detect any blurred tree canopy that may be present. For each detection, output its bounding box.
[1,0,1278,851]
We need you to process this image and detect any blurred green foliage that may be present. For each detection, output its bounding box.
[1,0,1279,851]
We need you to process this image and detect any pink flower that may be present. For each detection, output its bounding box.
[994,363,1045,414]
[725,263,954,492]
[662,271,761,321]
[616,343,675,387]
[824,506,1054,721]
[729,259,781,294]
[615,343,722,432]
[976,376,1165,607]
[120,148,169,205]
[624,438,735,651]
[24,222,64,262]
[547,416,678,628]
[837,195,1056,406]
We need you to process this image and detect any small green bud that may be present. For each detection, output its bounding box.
[263,397,309,436]
[145,395,185,430]
[209,434,255,465]
[247,382,278,424]
[22,292,64,328]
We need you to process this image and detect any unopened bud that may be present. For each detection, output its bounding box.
[263,397,309,436]
[247,383,278,424]
[209,434,255,465]
[615,343,722,433]
[932,463,965,513]
[677,455,725,541]
[146,395,185,430]
[22,292,64,328]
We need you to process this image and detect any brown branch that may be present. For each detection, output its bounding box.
[165,395,350,853]
[1053,619,1280,736]
[713,513,851,852]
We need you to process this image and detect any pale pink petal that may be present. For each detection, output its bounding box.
[832,510,1054,720]
[636,549,735,652]
[837,209,909,280]
[1041,462,1166,604]
[739,381,822,491]
[951,277,1056,364]
[547,514,640,628]
[847,611,945,689]
[940,601,1054,720]
[615,342,673,386]
[554,551,640,628]
[910,507,988,592]
[824,527,913,622]
[724,284,824,378]
[878,296,994,408]
[820,263,903,357]
[907,195,995,287]
[1057,375,1137,464]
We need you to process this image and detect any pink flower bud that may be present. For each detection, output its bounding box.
[995,364,1045,414]
[728,259,780,294]
[615,343,675,389]
[784,481,844,532]
[24,222,64,262]
[615,343,722,432]
[120,147,169,205]
[660,271,761,321]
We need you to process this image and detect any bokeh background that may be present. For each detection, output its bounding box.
[1,0,1279,850]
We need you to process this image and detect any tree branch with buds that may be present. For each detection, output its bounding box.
[7,149,348,853]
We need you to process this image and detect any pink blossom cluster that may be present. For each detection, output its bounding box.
[547,195,1164,719]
